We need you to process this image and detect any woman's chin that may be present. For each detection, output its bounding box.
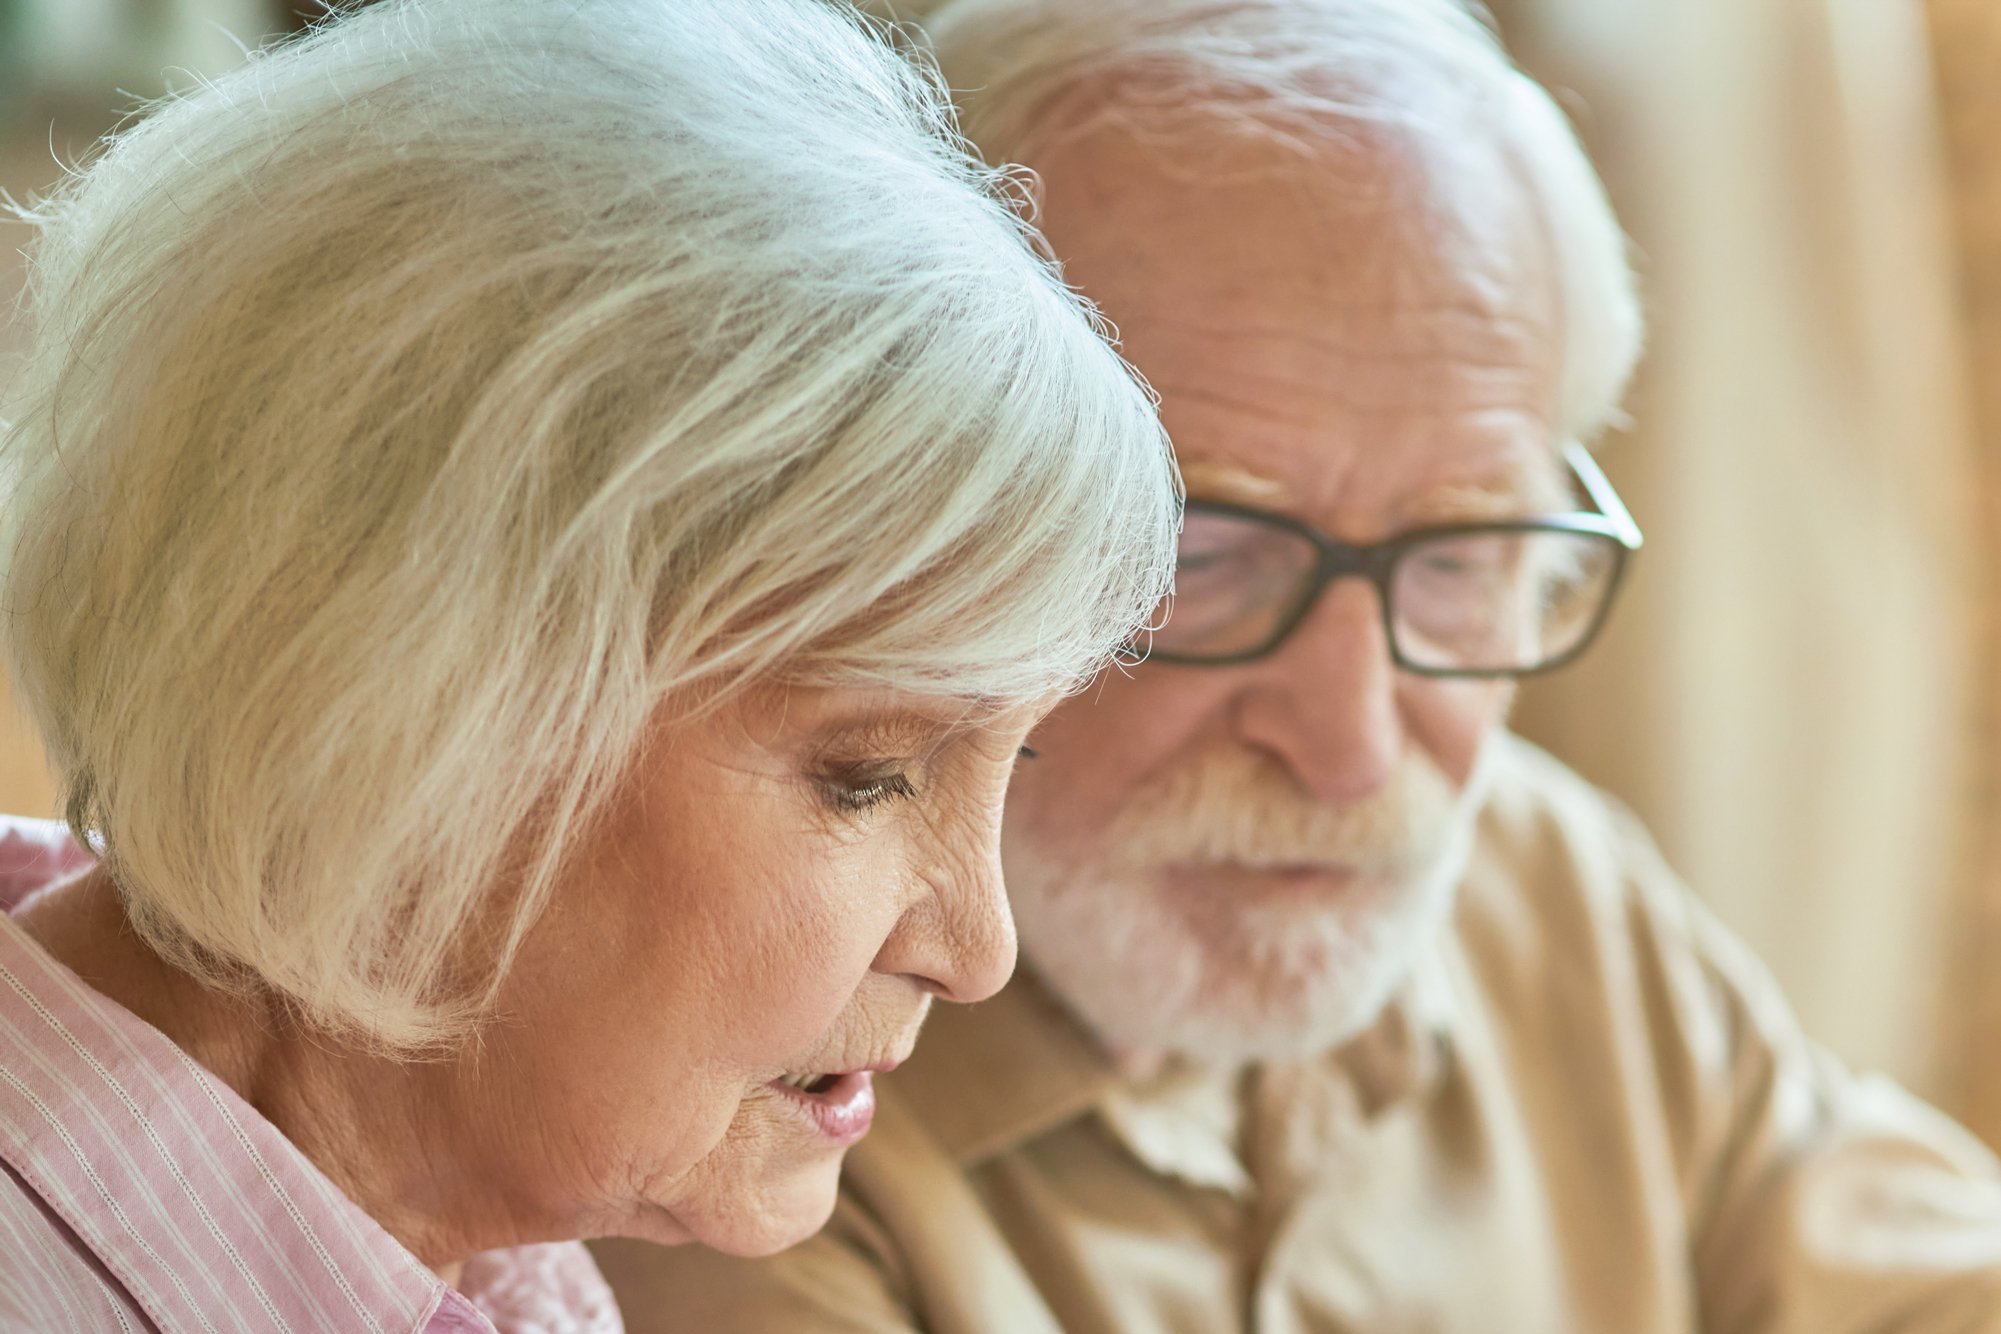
[686,1153,846,1258]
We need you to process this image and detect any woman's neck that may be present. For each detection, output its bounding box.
[16,868,501,1281]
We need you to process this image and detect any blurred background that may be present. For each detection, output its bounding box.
[3,0,2000,1138]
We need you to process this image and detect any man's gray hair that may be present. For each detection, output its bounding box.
[0,0,1178,1049]
[874,0,1643,444]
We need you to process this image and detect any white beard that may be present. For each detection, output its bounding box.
[1004,744,1488,1066]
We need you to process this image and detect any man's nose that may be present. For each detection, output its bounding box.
[1230,577,1401,804]
[870,850,1018,1005]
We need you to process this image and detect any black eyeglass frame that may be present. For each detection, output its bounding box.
[1149,441,1644,678]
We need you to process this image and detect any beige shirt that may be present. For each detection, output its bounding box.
[595,739,2001,1332]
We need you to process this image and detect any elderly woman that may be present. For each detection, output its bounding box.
[0,0,1178,1327]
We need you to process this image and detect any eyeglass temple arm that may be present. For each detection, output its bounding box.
[1563,440,1643,550]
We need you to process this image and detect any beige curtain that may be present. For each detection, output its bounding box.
[1925,0,2001,1146]
[1499,0,1981,1104]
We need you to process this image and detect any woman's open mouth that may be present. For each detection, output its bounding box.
[767,1070,877,1145]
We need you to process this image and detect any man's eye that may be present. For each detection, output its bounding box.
[1414,548,1509,581]
[1178,548,1242,572]
[1176,550,1255,588]
[826,770,917,813]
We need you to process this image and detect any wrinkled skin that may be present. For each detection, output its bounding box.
[25,684,1037,1266]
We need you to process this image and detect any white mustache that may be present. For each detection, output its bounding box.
[1099,746,1461,882]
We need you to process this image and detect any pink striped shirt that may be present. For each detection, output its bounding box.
[0,818,622,1333]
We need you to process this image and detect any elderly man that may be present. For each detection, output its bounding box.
[594,0,2001,1328]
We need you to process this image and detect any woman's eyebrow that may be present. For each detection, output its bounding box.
[800,705,971,755]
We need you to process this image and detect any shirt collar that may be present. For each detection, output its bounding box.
[0,909,474,1333]
[892,946,1459,1177]
[892,968,1122,1166]
[1336,941,1458,1119]
[1098,1060,1255,1197]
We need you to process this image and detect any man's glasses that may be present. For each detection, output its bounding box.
[1146,442,1643,677]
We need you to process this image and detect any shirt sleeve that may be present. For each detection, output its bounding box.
[1609,811,2001,1332]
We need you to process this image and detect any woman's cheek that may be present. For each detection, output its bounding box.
[746,853,893,1046]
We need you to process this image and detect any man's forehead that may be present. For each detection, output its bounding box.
[1036,114,1568,532]
[1037,116,1561,429]
[1035,113,1553,318]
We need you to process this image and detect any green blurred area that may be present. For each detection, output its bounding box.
[1,0,24,95]
[1,0,279,119]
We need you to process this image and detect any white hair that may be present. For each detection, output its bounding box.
[0,0,1179,1050]
[869,0,1643,443]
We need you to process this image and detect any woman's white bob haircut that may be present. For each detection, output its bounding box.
[0,0,1179,1049]
[873,0,1644,445]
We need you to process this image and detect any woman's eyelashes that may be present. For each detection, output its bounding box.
[821,766,919,814]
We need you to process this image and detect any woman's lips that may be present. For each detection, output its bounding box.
[767,1070,878,1146]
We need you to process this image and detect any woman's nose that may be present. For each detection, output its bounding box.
[870,846,1018,1004]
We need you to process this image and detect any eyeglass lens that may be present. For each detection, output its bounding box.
[1152,510,1621,672]
[1389,528,1618,672]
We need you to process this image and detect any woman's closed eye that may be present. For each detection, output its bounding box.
[822,767,918,814]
